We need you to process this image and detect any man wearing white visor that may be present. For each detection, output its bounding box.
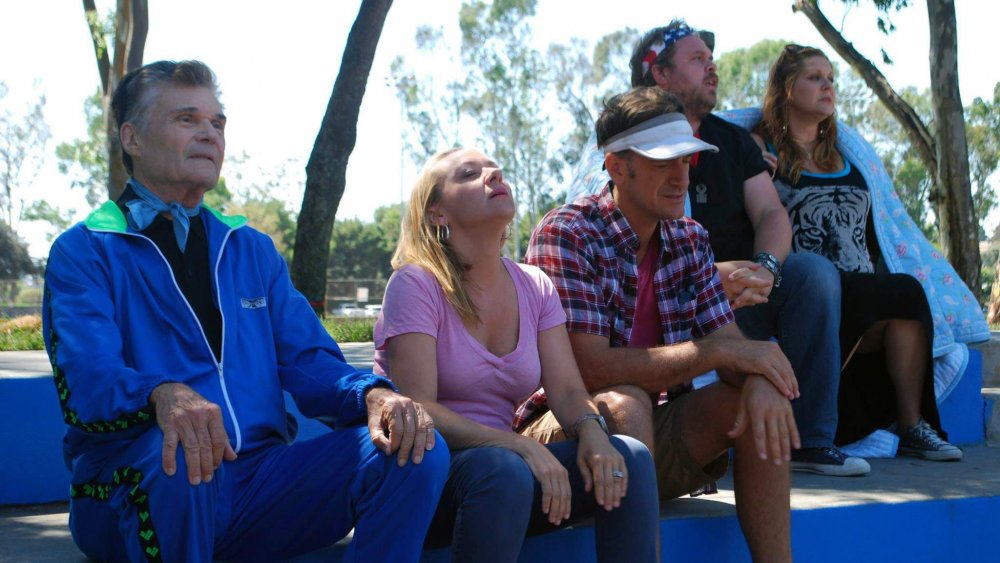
[563,20,870,483]
[517,87,798,562]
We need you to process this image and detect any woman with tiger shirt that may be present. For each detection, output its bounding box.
[750,44,961,462]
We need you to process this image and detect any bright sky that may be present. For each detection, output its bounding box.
[2,0,997,258]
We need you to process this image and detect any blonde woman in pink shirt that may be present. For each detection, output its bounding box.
[374,148,659,562]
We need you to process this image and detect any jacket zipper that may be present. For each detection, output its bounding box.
[117,230,243,452]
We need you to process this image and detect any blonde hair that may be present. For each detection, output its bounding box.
[754,44,840,184]
[392,148,480,324]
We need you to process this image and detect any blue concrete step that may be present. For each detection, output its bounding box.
[5,448,1000,562]
[0,348,991,505]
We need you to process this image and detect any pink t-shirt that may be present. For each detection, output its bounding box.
[374,258,567,432]
[629,235,664,349]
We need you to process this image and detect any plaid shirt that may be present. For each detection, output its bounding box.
[513,185,734,429]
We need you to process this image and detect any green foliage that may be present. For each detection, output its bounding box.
[851,85,938,239]
[215,153,301,262]
[715,39,787,110]
[981,242,998,304]
[0,219,34,278]
[511,187,562,259]
[56,90,108,207]
[21,201,75,241]
[374,204,403,258]
[322,316,375,343]
[0,82,51,229]
[203,176,234,211]
[392,2,634,258]
[228,191,297,262]
[457,0,557,234]
[547,29,634,169]
[857,84,999,242]
[967,82,1000,239]
[0,315,44,351]
[389,29,464,165]
[326,204,403,280]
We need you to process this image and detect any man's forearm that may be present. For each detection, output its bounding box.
[752,208,792,261]
[574,338,723,394]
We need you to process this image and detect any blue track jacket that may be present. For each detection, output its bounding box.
[43,201,392,474]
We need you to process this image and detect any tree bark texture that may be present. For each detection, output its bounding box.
[291,0,393,314]
[82,0,147,201]
[795,0,981,297]
[927,0,980,297]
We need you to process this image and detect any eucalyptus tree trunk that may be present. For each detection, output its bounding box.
[927,0,980,297]
[291,0,393,314]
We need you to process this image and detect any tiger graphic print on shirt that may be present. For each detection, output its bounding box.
[773,179,875,273]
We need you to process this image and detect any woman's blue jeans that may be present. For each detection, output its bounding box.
[424,435,659,562]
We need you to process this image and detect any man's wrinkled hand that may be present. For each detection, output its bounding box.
[365,387,436,466]
[150,382,236,485]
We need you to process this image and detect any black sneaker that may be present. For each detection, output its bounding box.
[791,446,871,476]
[898,419,963,461]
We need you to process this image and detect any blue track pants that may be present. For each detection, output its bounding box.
[68,425,449,562]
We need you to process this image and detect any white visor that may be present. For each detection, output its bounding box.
[602,113,718,160]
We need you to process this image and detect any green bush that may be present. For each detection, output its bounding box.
[0,316,44,351]
[322,317,375,343]
[0,315,376,353]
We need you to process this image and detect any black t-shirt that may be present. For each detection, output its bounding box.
[688,113,770,262]
[117,186,223,361]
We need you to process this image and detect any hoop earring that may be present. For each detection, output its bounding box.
[436,224,450,242]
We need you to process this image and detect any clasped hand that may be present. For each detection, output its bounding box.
[717,260,774,309]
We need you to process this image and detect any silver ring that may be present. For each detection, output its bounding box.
[611,470,624,479]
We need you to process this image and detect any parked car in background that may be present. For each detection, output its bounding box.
[332,304,366,318]
[364,304,382,318]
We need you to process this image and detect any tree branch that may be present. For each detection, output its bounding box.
[127,0,148,72]
[82,0,111,95]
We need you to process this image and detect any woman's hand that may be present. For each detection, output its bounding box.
[511,435,572,525]
[762,150,778,177]
[575,421,627,511]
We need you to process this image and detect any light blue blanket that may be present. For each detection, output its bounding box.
[564,108,989,402]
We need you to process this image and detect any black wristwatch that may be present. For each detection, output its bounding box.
[572,413,609,437]
[752,252,782,288]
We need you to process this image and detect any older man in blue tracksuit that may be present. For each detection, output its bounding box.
[43,60,448,563]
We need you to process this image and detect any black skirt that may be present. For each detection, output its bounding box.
[834,270,945,445]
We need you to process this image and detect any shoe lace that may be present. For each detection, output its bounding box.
[819,447,847,463]
[909,420,949,449]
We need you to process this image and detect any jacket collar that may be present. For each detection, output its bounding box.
[85,200,247,233]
